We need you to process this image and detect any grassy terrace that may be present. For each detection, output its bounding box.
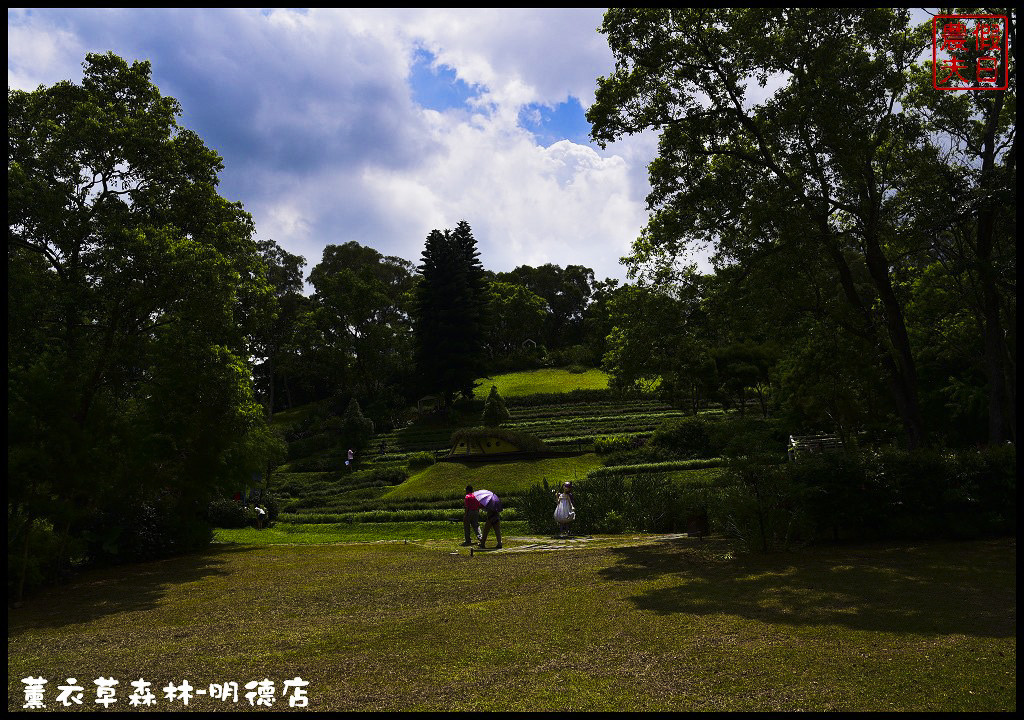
[7,537,1015,711]
[473,367,611,397]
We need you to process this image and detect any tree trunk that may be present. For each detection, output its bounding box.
[824,232,926,450]
[266,355,275,422]
[975,77,1013,445]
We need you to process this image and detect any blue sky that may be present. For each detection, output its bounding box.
[8,8,660,283]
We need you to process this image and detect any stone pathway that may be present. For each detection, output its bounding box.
[439,532,695,555]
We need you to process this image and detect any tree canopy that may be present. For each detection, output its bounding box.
[588,8,1016,448]
[8,52,280,593]
[413,220,489,405]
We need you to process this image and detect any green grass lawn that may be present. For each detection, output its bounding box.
[213,520,532,545]
[382,454,603,501]
[7,537,1015,711]
[475,367,610,397]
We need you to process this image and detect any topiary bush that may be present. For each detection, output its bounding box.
[481,385,511,426]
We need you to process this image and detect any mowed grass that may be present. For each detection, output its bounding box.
[213,521,530,545]
[474,367,610,397]
[7,538,1015,711]
[382,454,603,501]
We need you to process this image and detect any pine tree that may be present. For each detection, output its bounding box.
[413,221,489,406]
[481,385,510,426]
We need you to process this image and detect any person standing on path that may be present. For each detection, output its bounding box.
[462,485,483,546]
[553,481,576,537]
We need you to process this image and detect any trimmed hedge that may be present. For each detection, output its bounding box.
[518,447,1016,548]
[450,426,546,453]
[714,446,1017,550]
[519,474,716,535]
[587,458,729,478]
[280,508,520,524]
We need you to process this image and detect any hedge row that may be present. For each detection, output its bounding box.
[518,447,1016,547]
[279,508,520,524]
[586,458,730,478]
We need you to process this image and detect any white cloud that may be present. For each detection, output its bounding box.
[8,8,657,281]
[7,11,86,89]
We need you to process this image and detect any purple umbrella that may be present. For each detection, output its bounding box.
[473,489,502,512]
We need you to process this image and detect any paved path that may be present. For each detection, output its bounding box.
[437,533,695,555]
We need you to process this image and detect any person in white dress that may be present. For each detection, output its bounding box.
[553,481,576,537]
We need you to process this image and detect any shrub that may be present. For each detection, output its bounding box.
[450,426,546,453]
[84,490,213,565]
[594,434,648,455]
[207,498,252,529]
[588,458,729,478]
[713,459,814,552]
[481,385,511,426]
[407,452,437,470]
[597,510,626,533]
[713,445,1018,548]
[366,467,409,486]
[518,480,561,535]
[509,388,620,407]
[341,398,375,451]
[649,417,714,458]
[708,418,789,459]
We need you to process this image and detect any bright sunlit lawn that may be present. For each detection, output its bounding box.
[383,454,603,501]
[7,536,1015,712]
[474,367,610,397]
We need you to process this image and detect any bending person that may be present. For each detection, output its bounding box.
[474,489,503,550]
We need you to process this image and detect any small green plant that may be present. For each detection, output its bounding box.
[481,385,511,426]
[598,510,626,533]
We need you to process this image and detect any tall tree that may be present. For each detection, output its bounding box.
[588,8,943,448]
[306,241,415,421]
[252,239,307,418]
[413,221,489,406]
[906,10,1017,443]
[8,52,276,590]
[486,280,547,354]
[497,263,595,348]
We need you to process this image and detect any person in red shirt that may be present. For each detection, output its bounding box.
[462,484,483,546]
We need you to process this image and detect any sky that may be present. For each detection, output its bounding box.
[8,8,662,285]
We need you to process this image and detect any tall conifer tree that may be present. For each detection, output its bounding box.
[413,221,488,406]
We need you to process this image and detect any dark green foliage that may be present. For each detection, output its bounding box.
[414,221,489,404]
[713,446,1017,549]
[521,473,717,535]
[588,459,728,478]
[707,418,789,459]
[649,417,714,458]
[8,53,278,596]
[298,242,415,419]
[505,388,622,407]
[340,398,375,451]
[207,499,255,529]
[84,491,213,565]
[407,452,437,470]
[450,426,546,453]
[481,385,511,426]
[594,434,649,455]
[495,264,596,350]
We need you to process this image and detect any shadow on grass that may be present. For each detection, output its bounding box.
[8,545,250,633]
[600,538,1016,638]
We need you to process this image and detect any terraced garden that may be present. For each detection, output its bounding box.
[262,369,715,532]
